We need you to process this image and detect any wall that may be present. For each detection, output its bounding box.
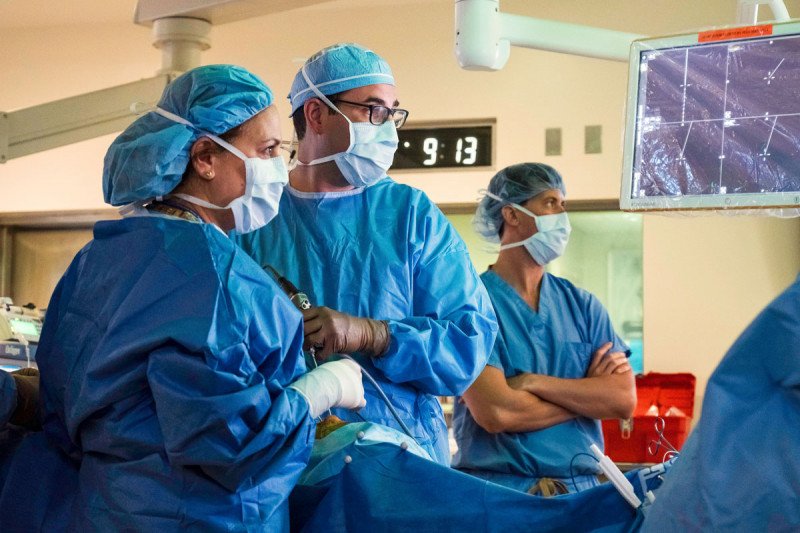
[1,0,798,416]
[644,215,799,408]
[11,229,94,307]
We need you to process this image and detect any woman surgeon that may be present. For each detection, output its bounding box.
[1,65,364,532]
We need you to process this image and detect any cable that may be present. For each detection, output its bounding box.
[339,354,417,442]
[569,452,600,493]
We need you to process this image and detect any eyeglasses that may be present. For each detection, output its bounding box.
[330,99,409,129]
[280,140,297,154]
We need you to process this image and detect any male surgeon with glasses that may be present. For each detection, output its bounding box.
[236,43,497,465]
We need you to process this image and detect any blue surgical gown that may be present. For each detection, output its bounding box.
[13,215,314,532]
[0,431,78,533]
[236,178,497,465]
[642,275,800,532]
[452,270,628,492]
[0,371,21,486]
[0,371,14,426]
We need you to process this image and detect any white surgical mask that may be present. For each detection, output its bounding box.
[294,65,398,188]
[485,190,572,266]
[153,107,289,234]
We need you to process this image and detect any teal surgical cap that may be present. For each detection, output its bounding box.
[103,64,273,206]
[288,43,394,115]
[474,163,567,243]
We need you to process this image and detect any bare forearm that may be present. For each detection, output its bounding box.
[463,388,575,434]
[514,372,636,419]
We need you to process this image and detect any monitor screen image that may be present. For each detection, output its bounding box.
[621,22,800,211]
[8,317,39,338]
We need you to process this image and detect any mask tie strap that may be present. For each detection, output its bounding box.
[300,64,355,154]
[482,189,539,219]
[152,107,249,161]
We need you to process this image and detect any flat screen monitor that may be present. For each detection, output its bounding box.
[621,22,800,211]
[9,317,39,338]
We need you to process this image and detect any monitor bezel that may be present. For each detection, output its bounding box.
[620,21,800,212]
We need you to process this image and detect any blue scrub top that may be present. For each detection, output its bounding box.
[642,275,800,532]
[236,178,497,465]
[13,216,315,532]
[453,270,628,485]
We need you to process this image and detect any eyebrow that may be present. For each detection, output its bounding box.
[364,96,400,107]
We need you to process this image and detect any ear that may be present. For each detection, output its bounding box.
[303,98,327,136]
[189,137,220,181]
[500,205,519,227]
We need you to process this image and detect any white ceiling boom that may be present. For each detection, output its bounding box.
[0,0,335,164]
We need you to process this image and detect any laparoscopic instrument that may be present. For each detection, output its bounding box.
[582,417,682,509]
[262,265,318,368]
[263,265,418,443]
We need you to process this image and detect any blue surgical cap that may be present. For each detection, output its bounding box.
[473,163,567,243]
[288,43,394,115]
[103,64,273,206]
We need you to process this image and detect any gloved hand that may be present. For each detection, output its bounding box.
[10,367,40,430]
[302,307,390,361]
[289,359,366,419]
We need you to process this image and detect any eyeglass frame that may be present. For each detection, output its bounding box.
[328,98,409,129]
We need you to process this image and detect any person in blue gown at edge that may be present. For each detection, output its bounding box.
[642,274,800,532]
[451,163,636,495]
[0,367,40,475]
[0,368,38,430]
[0,65,367,533]
[234,43,498,466]
[0,367,76,533]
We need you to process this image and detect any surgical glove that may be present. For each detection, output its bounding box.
[302,307,390,361]
[10,367,40,430]
[289,359,366,419]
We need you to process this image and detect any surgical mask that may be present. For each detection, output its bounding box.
[485,190,571,266]
[153,107,289,234]
[294,65,398,188]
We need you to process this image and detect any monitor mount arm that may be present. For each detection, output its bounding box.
[454,0,792,72]
[454,0,642,70]
[737,0,791,24]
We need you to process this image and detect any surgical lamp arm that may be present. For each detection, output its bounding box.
[0,75,171,164]
[1,17,209,164]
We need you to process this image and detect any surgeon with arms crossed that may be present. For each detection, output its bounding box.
[452,163,635,494]
[1,65,364,532]
[236,43,497,465]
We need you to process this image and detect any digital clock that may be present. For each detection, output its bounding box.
[391,121,494,171]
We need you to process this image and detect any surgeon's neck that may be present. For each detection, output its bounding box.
[493,248,546,311]
[170,181,235,232]
[290,143,354,193]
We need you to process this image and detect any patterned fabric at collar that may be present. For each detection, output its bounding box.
[147,200,203,223]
